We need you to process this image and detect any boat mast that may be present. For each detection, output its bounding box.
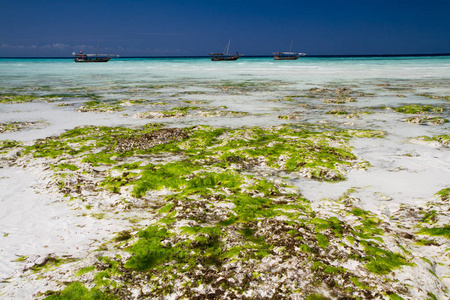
[95,41,99,59]
[289,40,293,53]
[224,40,230,55]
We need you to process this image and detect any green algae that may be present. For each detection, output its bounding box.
[350,277,371,290]
[43,282,117,300]
[211,80,286,94]
[420,210,438,224]
[0,94,39,103]
[326,109,349,115]
[415,239,439,246]
[419,226,450,239]
[394,104,444,114]
[124,225,174,271]
[52,163,79,171]
[387,293,406,300]
[436,187,450,201]
[25,123,415,298]
[0,140,21,153]
[305,294,329,300]
[31,256,76,273]
[75,266,95,276]
[13,255,28,262]
[311,217,345,237]
[350,208,384,241]
[415,134,450,147]
[77,100,124,113]
[417,93,450,101]
[360,241,412,275]
[125,224,224,272]
[405,116,448,125]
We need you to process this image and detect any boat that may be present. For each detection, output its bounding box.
[73,42,119,63]
[273,41,305,60]
[210,40,241,61]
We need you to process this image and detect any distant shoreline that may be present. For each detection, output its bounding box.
[1,53,450,59]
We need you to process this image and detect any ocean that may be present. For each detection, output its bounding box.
[1,56,449,139]
[1,56,450,88]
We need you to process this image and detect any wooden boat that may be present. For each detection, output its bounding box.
[73,52,116,62]
[273,41,305,60]
[73,42,119,63]
[273,52,306,60]
[210,40,241,61]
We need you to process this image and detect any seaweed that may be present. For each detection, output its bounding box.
[419,226,450,239]
[394,104,444,114]
[43,282,117,300]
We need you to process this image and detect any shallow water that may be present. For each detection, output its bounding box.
[1,56,450,86]
[1,56,449,138]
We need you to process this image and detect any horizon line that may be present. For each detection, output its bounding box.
[1,53,450,59]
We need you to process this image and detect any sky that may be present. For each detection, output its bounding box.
[1,0,449,57]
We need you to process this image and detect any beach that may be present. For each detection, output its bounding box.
[0,56,449,299]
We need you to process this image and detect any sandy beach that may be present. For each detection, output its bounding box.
[0,57,449,299]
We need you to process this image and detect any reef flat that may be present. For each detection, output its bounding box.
[0,57,449,299]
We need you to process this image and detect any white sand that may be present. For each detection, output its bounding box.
[0,167,133,297]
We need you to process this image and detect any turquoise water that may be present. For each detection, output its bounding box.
[0,55,449,141]
[1,56,450,88]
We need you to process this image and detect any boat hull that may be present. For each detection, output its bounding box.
[273,56,300,60]
[210,53,240,61]
[210,56,240,61]
[74,58,111,63]
[273,52,305,60]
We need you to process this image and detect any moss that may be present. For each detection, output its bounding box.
[43,282,117,300]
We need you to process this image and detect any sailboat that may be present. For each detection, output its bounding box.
[73,42,119,63]
[273,41,306,60]
[210,40,241,61]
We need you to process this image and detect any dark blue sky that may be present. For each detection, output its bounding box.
[1,0,449,57]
